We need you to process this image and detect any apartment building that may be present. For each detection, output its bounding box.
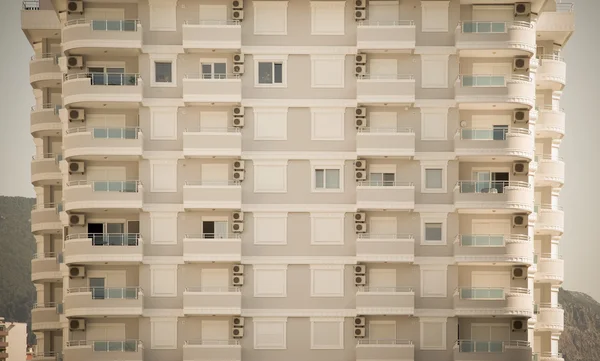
[0,318,7,361]
[22,0,573,360]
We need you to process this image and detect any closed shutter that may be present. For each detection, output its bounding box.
[200,269,229,288]
[199,5,227,21]
[370,218,397,236]
[202,320,229,340]
[370,59,397,76]
[201,164,229,183]
[369,112,397,131]
[369,322,396,340]
[471,272,510,289]
[472,6,513,21]
[368,2,399,22]
[368,269,396,288]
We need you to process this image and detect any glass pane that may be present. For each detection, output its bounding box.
[92,234,106,246]
[107,128,123,139]
[425,169,443,189]
[91,73,106,85]
[93,341,108,352]
[425,223,442,241]
[491,22,506,33]
[258,62,273,84]
[109,341,124,351]
[383,173,395,185]
[478,22,491,33]
[201,64,212,79]
[489,288,505,298]
[106,20,121,31]
[123,181,137,193]
[93,128,108,138]
[274,63,283,83]
[125,288,137,299]
[214,63,226,78]
[127,233,139,246]
[107,73,124,85]
[124,128,137,139]
[490,76,506,86]
[315,169,324,188]
[107,67,125,74]
[493,126,508,140]
[462,22,474,33]
[325,169,340,189]
[107,223,124,233]
[460,341,474,352]
[93,181,108,192]
[461,288,474,299]
[123,340,137,352]
[108,181,123,192]
[107,288,124,298]
[155,62,172,83]
[462,75,474,86]
[107,234,123,245]
[91,20,107,31]
[214,222,228,238]
[123,20,137,31]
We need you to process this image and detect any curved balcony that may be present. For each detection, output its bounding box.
[63,180,143,212]
[454,181,533,214]
[356,181,415,210]
[31,253,61,283]
[356,234,414,263]
[64,233,143,265]
[535,254,564,284]
[183,287,242,315]
[182,20,241,51]
[536,107,565,139]
[534,156,565,187]
[183,234,241,262]
[454,340,531,361]
[62,20,142,55]
[183,340,240,361]
[455,21,536,56]
[183,73,241,105]
[454,287,533,317]
[356,127,415,157]
[31,303,62,331]
[537,55,566,91]
[534,205,564,236]
[537,3,575,45]
[30,104,61,138]
[356,340,414,360]
[536,352,565,361]
[63,73,142,108]
[63,127,142,160]
[183,127,242,157]
[454,234,533,265]
[183,180,242,210]
[357,74,415,105]
[455,74,535,109]
[31,203,62,234]
[454,127,533,161]
[29,54,61,89]
[356,286,414,315]
[64,340,143,361]
[31,154,62,186]
[356,20,416,51]
[21,2,60,45]
[64,287,143,317]
[535,304,564,332]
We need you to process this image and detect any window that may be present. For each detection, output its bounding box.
[369,112,397,132]
[150,265,178,297]
[199,111,228,132]
[421,55,449,88]
[425,169,443,189]
[150,160,178,192]
[420,318,447,350]
[311,55,345,88]
[254,55,288,87]
[253,318,287,349]
[253,160,288,193]
[155,62,172,83]
[420,213,447,245]
[150,212,177,245]
[420,265,447,297]
[254,107,288,140]
[369,1,399,22]
[151,318,177,349]
[310,318,344,349]
[310,265,344,297]
[311,108,345,140]
[201,60,227,79]
[369,320,396,340]
[421,161,447,193]
[254,265,287,297]
[421,1,449,32]
[150,107,178,140]
[150,54,178,87]
[369,218,397,238]
[311,213,345,245]
[421,108,448,140]
[87,66,128,86]
[254,213,288,245]
[425,223,442,242]
[199,4,227,21]
[310,1,345,35]
[149,2,176,31]
[253,1,288,35]
[202,219,228,239]
[315,169,340,190]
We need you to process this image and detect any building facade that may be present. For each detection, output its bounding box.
[22,0,573,360]
[0,318,7,361]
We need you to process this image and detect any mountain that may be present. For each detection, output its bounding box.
[559,288,600,361]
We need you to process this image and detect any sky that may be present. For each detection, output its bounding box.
[1,0,598,299]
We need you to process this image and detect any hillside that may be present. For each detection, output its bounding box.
[560,288,600,361]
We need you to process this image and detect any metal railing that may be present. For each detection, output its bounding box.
[555,3,574,12]
[538,253,563,260]
[537,303,563,309]
[64,19,140,31]
[456,127,530,140]
[31,103,61,113]
[64,72,141,86]
[537,54,565,62]
[66,233,140,246]
[184,339,240,346]
[184,73,241,80]
[31,202,60,211]
[32,352,61,359]
[31,153,62,162]
[66,339,141,352]
[357,339,413,345]
[534,204,563,212]
[459,74,531,87]
[32,302,58,309]
[357,74,414,80]
[457,287,530,299]
[32,252,59,260]
[30,53,60,62]
[66,126,140,139]
[185,286,241,293]
[185,233,241,240]
[357,127,414,134]
[357,286,413,293]
[535,154,563,162]
[184,20,241,26]
[459,21,533,33]
[67,287,142,299]
[356,181,414,187]
[184,180,241,186]
[185,127,241,133]
[455,180,530,194]
[357,233,414,240]
[456,339,529,352]
[537,104,564,112]
[457,234,529,246]
[357,20,415,26]
[22,0,40,10]
[66,180,142,193]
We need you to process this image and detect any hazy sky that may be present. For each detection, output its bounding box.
[1,0,598,299]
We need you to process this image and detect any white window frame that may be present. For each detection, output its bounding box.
[310,55,346,88]
[310,317,344,349]
[310,212,346,246]
[253,160,288,193]
[310,265,345,297]
[150,54,177,87]
[311,160,345,193]
[310,1,345,35]
[253,317,288,349]
[253,1,289,35]
[420,265,448,298]
[310,107,345,140]
[200,58,228,79]
[150,265,178,297]
[420,213,447,245]
[421,160,448,193]
[253,212,288,245]
[253,107,289,140]
[253,264,288,297]
[419,317,447,350]
[254,55,288,88]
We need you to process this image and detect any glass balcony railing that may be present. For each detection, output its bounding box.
[459,74,531,87]
[64,73,140,86]
[67,340,141,352]
[66,233,140,246]
[458,234,505,246]
[456,180,529,194]
[458,287,505,299]
[64,19,140,32]
[460,21,533,33]
[456,340,530,353]
[66,126,140,139]
[67,180,142,193]
[185,233,241,240]
[67,287,141,300]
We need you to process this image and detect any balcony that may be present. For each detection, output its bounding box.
[31,253,61,283]
[31,155,62,186]
[537,55,567,91]
[454,128,533,161]
[183,234,241,262]
[455,21,536,56]
[183,181,242,210]
[63,127,142,160]
[356,287,414,315]
[537,3,575,45]
[31,203,61,233]
[454,181,533,213]
[183,340,241,361]
[356,20,416,51]
[64,233,143,265]
[31,352,61,361]
[356,340,414,360]
[63,180,143,212]
[31,303,61,331]
[454,234,533,265]
[534,205,564,236]
[356,234,414,262]
[455,74,535,109]
[535,304,564,332]
[536,107,565,139]
[182,20,241,51]
[534,156,565,187]
[64,340,142,361]
[64,287,143,317]
[62,20,142,55]
[29,54,61,89]
[21,2,60,44]
[356,181,415,210]
[454,287,533,317]
[356,128,415,157]
[183,127,242,157]
[454,340,532,361]
[30,104,61,138]
[536,352,565,361]
[183,74,242,104]
[356,74,415,105]
[535,255,564,284]
[183,287,242,315]
[62,73,142,108]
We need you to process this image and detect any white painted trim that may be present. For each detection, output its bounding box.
[150,107,178,141]
[310,55,346,88]
[310,317,344,349]
[310,107,346,140]
[310,212,346,245]
[310,264,345,297]
[244,309,355,317]
[420,107,449,141]
[309,1,346,36]
[150,265,178,297]
[311,162,345,193]
[414,46,457,55]
[242,256,355,265]
[253,107,289,140]
[150,160,178,193]
[420,160,448,194]
[149,53,178,88]
[420,1,450,33]
[252,160,288,193]
[142,45,185,54]
[150,317,178,349]
[253,1,289,36]
[420,212,448,246]
[253,265,288,298]
[142,203,185,212]
[253,56,288,88]
[243,151,356,160]
[242,46,356,55]
[242,98,356,108]
[421,55,449,89]
[420,264,448,298]
[253,212,289,245]
[253,317,288,349]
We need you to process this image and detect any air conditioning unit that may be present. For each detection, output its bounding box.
[354,327,366,338]
[233,53,245,64]
[512,214,528,228]
[354,265,366,275]
[232,222,244,233]
[233,64,245,75]
[233,106,245,116]
[232,211,244,221]
[233,317,245,327]
[69,266,85,278]
[232,0,243,9]
[232,9,244,20]
[355,65,366,77]
[233,117,244,127]
[69,214,85,226]
[69,319,85,331]
[513,109,529,123]
[513,161,529,175]
[355,54,367,65]
[67,0,83,14]
[354,316,366,327]
[232,275,244,286]
[355,9,367,21]
[232,264,244,275]
[233,160,245,171]
[67,56,84,69]
[513,57,530,71]
[355,170,367,181]
[232,327,244,338]
[354,212,366,222]
[68,109,85,122]
[354,159,367,170]
[355,274,367,284]
[233,171,245,181]
[68,161,85,175]
[355,0,367,9]
[355,107,367,117]
[512,266,527,279]
[514,2,531,16]
[355,117,366,128]
[355,222,367,233]
[512,319,526,332]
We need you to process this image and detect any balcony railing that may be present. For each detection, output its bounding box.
[66,126,140,139]
[22,0,40,9]
[66,180,142,192]
[31,53,60,62]
[185,180,241,186]
[456,339,530,353]
[534,204,563,213]
[64,19,141,32]
[32,153,62,162]
[67,287,142,300]
[184,20,241,26]
[456,127,530,140]
[32,352,61,359]
[456,234,529,247]
[184,339,240,346]
[66,339,141,352]
[357,181,413,187]
[556,3,574,12]
[357,286,413,293]
[185,233,241,240]
[31,202,61,211]
[357,127,413,134]
[185,287,241,293]
[357,74,414,80]
[456,181,530,194]
[185,73,241,80]
[66,233,140,246]
[185,127,241,133]
[357,339,413,345]
[459,74,531,87]
[357,233,413,240]
[65,72,140,86]
[537,54,565,62]
[459,21,533,33]
[32,302,61,311]
[457,287,530,300]
[31,103,62,113]
[357,20,415,26]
